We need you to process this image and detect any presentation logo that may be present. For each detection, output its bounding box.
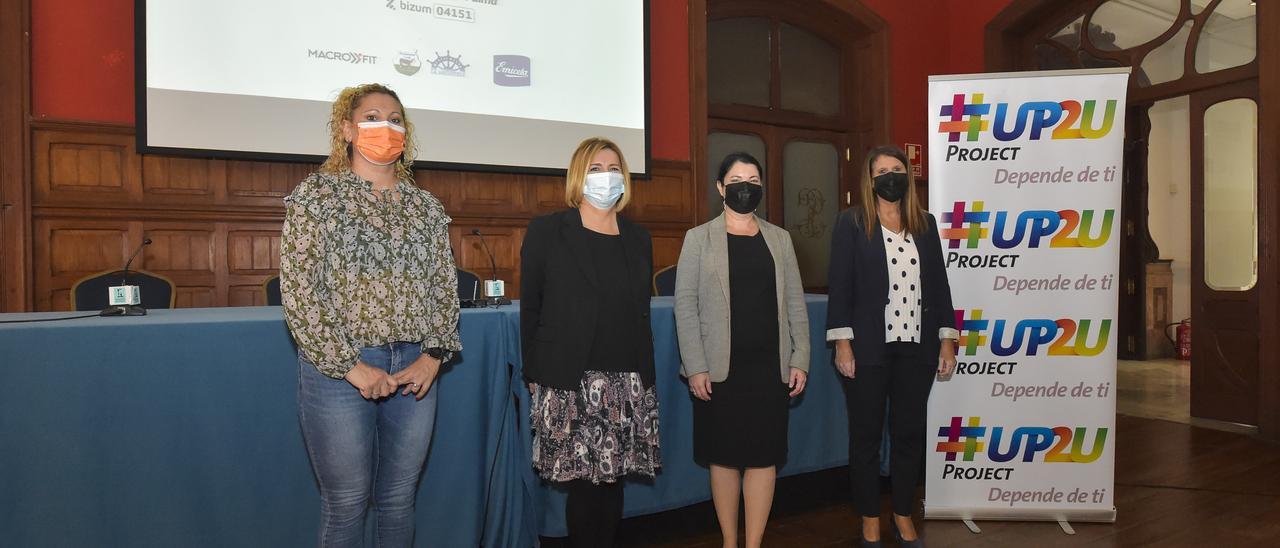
[941,201,1115,250]
[936,416,1108,464]
[306,49,377,65]
[493,55,531,86]
[395,50,422,76]
[955,309,1112,357]
[428,51,469,76]
[937,93,1119,142]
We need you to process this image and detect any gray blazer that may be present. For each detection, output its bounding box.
[674,214,810,383]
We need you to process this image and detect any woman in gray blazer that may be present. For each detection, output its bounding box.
[673,152,810,548]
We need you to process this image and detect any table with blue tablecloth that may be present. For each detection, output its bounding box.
[0,295,848,546]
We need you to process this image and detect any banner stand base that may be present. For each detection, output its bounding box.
[962,519,981,534]
[1058,520,1076,535]
[924,504,1117,524]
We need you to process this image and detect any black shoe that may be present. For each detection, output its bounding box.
[859,537,882,548]
[892,522,924,548]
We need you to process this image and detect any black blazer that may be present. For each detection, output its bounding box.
[520,208,655,389]
[826,207,957,365]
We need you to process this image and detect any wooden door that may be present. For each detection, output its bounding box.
[1189,80,1260,425]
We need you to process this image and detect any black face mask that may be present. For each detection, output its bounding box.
[872,171,909,203]
[722,182,763,214]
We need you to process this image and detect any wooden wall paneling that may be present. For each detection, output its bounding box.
[629,160,694,224]
[226,223,283,307]
[650,229,687,272]
[527,174,570,215]
[26,120,700,310]
[32,126,140,206]
[450,224,523,300]
[140,221,219,308]
[33,218,131,310]
[225,159,313,207]
[420,170,534,218]
[0,0,30,311]
[141,155,220,202]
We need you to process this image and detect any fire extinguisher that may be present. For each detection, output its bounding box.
[1164,319,1191,360]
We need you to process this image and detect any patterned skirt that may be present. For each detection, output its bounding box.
[530,370,661,484]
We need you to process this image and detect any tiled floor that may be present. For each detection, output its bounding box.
[1117,358,1257,434]
[1116,358,1190,423]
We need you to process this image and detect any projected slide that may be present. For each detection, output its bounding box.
[140,0,648,174]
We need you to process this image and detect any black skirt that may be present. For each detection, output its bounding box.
[693,232,789,468]
[693,358,790,468]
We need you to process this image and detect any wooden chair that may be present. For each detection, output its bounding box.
[652,264,677,296]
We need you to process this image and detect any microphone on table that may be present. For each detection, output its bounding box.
[102,238,152,317]
[471,229,510,306]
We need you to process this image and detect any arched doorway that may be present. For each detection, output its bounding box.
[988,0,1279,435]
[697,0,889,291]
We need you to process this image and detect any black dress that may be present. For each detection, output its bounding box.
[693,232,789,468]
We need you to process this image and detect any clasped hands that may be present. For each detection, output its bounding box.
[344,354,442,400]
[687,367,808,401]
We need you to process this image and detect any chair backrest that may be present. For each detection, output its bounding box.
[264,275,282,306]
[71,269,176,311]
[456,268,483,301]
[652,264,677,296]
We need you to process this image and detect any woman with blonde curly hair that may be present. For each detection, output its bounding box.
[281,83,461,547]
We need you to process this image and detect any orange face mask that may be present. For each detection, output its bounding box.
[353,121,406,165]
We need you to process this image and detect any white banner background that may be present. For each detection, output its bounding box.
[925,68,1129,522]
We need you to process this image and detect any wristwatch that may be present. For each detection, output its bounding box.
[424,347,446,360]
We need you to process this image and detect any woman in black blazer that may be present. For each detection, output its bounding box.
[826,146,958,548]
[520,137,659,547]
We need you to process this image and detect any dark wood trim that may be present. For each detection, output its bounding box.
[29,118,138,134]
[690,0,709,225]
[708,104,850,132]
[0,0,31,312]
[1129,64,1260,105]
[1257,0,1280,441]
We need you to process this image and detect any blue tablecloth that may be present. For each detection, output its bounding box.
[0,295,845,545]
[0,306,536,548]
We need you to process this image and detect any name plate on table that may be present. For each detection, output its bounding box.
[109,285,141,306]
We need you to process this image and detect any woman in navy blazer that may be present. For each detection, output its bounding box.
[826,146,958,548]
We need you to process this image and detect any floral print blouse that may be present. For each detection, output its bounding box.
[281,170,462,379]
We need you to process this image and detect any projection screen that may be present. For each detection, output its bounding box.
[137,0,650,175]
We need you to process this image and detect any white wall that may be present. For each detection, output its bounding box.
[1146,96,1192,323]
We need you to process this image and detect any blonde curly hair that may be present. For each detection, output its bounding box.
[319,83,417,181]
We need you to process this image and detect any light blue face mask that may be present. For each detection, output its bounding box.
[582,171,625,210]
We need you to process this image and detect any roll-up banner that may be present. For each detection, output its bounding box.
[925,68,1129,523]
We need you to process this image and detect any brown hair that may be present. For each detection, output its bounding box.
[858,145,927,238]
[563,137,632,211]
[319,83,417,181]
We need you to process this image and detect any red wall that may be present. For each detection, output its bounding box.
[30,1,1015,165]
[30,0,692,162]
[860,0,1013,173]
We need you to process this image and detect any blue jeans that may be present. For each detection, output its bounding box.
[298,342,439,548]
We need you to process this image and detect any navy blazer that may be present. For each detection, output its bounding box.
[825,206,957,365]
[519,208,655,389]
